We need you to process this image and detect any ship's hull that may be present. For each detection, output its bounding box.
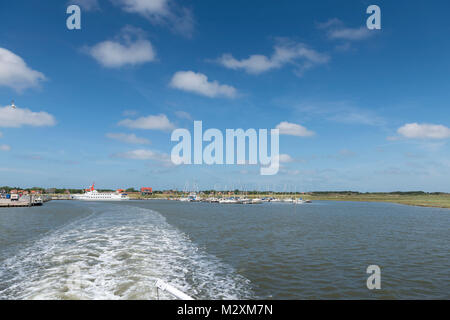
[73,197,129,201]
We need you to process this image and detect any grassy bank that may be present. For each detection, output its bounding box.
[306,193,450,209]
[127,192,450,209]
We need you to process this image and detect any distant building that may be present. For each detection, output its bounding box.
[141,187,153,195]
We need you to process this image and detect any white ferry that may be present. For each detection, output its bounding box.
[72,184,130,201]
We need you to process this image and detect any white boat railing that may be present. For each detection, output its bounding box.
[154,279,194,300]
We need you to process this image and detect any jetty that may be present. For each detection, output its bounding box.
[0,195,51,207]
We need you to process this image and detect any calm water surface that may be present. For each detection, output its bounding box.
[0,200,448,299]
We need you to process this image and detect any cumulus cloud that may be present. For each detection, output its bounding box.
[278,154,294,163]
[113,148,162,160]
[113,0,169,15]
[397,123,450,139]
[106,132,150,144]
[217,40,329,75]
[296,102,385,126]
[0,105,56,128]
[118,114,175,131]
[275,121,315,137]
[318,18,372,41]
[0,48,46,91]
[70,0,100,11]
[174,110,192,120]
[85,27,156,68]
[0,144,11,151]
[328,27,372,41]
[170,71,237,98]
[113,148,174,166]
[112,0,194,37]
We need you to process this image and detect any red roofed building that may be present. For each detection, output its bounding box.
[141,187,152,195]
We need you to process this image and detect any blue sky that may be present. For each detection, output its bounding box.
[0,0,449,191]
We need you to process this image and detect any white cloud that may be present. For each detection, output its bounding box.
[0,105,56,128]
[296,102,385,126]
[112,0,194,37]
[278,154,294,163]
[275,121,315,137]
[174,110,192,120]
[123,109,138,116]
[113,148,163,160]
[118,114,175,131]
[318,19,372,41]
[87,40,155,68]
[113,148,174,166]
[70,0,100,11]
[328,27,371,41]
[86,27,156,68]
[0,144,11,151]
[217,40,329,75]
[0,47,46,91]
[106,132,150,144]
[170,71,237,98]
[114,0,168,14]
[397,123,450,139]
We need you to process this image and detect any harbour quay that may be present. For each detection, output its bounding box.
[0,195,50,207]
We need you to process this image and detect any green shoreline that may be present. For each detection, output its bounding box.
[128,192,450,209]
[305,195,450,209]
[6,188,449,209]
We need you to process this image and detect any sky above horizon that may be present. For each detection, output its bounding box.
[0,0,449,192]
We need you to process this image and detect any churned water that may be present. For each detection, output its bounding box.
[0,200,449,299]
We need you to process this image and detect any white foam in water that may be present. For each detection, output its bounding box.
[0,204,253,300]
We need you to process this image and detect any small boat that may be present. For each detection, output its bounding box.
[293,197,312,204]
[188,192,201,202]
[240,198,263,204]
[219,197,239,204]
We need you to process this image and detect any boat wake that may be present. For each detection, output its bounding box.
[0,203,253,300]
